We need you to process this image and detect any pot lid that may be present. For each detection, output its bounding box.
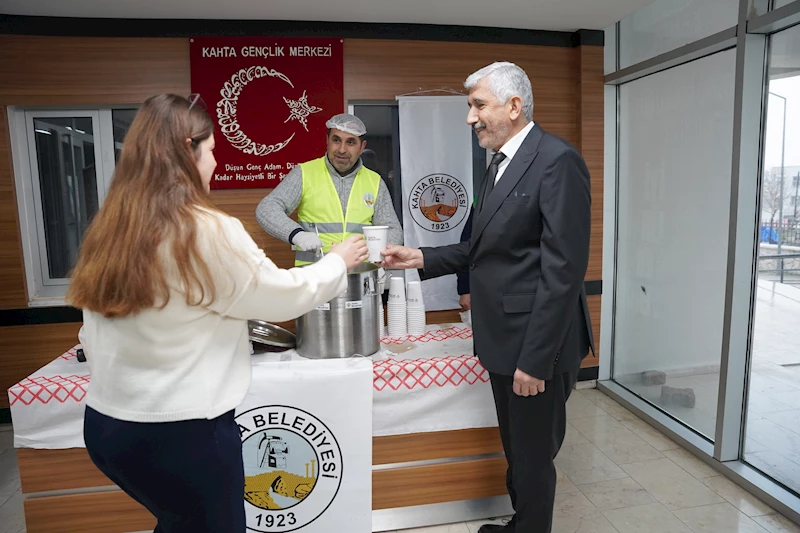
[247,320,296,348]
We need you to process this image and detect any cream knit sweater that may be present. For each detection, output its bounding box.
[80,209,347,423]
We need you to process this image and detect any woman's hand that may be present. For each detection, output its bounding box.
[329,235,369,270]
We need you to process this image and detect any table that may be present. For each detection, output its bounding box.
[10,324,498,447]
[9,324,513,533]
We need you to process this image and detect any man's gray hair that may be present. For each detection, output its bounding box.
[464,62,533,122]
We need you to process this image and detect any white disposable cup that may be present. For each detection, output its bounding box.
[362,226,389,262]
[389,277,406,301]
[406,281,423,305]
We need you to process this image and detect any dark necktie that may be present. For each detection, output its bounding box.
[482,151,507,207]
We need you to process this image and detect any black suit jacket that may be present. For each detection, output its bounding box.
[421,124,594,380]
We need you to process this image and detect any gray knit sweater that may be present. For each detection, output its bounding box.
[255,156,403,245]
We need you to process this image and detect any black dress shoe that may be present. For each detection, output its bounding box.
[477,524,512,533]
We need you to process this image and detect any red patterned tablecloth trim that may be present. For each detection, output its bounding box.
[380,325,473,344]
[10,328,480,405]
[60,347,79,361]
[373,354,488,391]
[8,374,90,406]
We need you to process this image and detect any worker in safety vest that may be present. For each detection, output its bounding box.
[256,113,402,266]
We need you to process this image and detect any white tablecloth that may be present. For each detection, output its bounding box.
[9,323,499,449]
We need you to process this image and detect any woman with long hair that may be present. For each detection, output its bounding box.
[67,94,367,533]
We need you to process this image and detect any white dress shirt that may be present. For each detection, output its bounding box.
[494,121,535,184]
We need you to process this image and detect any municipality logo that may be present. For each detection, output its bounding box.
[363,192,375,208]
[408,174,468,232]
[237,406,343,532]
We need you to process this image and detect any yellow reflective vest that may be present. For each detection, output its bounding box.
[295,157,381,266]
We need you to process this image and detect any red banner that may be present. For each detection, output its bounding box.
[189,37,344,189]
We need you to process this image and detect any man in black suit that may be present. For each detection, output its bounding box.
[381,62,594,533]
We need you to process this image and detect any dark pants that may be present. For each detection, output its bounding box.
[489,368,577,533]
[84,406,245,533]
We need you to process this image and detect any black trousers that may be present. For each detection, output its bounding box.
[84,406,245,533]
[489,368,577,533]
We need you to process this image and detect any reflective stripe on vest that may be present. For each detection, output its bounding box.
[295,156,380,266]
[298,221,370,234]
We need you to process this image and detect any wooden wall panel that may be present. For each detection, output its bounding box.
[0,36,190,105]
[576,45,604,370]
[424,309,461,326]
[24,492,155,533]
[345,39,579,144]
[0,105,26,308]
[21,456,507,531]
[374,427,502,465]
[578,45,604,282]
[0,322,82,409]
[18,447,109,494]
[210,188,296,269]
[18,427,505,494]
[373,457,508,510]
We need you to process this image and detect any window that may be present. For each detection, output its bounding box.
[10,107,137,305]
[111,109,137,162]
[350,102,487,223]
[618,0,738,68]
[349,104,403,220]
[745,21,800,497]
[614,49,736,440]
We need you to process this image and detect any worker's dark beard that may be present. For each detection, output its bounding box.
[327,155,358,177]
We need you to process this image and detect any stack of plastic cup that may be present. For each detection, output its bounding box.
[406,281,426,335]
[387,277,407,336]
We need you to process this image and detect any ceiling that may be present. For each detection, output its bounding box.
[1,0,654,32]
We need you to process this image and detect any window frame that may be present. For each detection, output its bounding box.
[9,106,122,306]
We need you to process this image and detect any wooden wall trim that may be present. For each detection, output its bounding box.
[24,492,156,533]
[0,106,26,309]
[0,36,191,106]
[0,322,82,409]
[373,457,508,510]
[20,456,508,531]
[375,430,503,466]
[377,428,502,465]
[577,44,605,367]
[18,447,104,494]
[18,428,505,494]
[577,44,605,282]
[0,15,604,47]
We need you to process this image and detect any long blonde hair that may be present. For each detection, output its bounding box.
[67,94,221,318]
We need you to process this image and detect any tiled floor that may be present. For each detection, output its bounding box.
[1,388,799,533]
